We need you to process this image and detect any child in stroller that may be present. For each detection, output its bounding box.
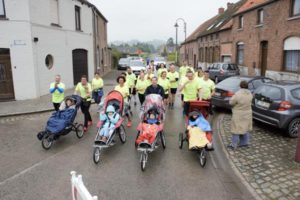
[188,110,213,150]
[136,108,160,147]
[95,105,120,144]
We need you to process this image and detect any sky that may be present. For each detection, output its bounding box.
[88,0,240,43]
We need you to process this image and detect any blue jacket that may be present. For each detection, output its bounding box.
[100,105,120,129]
[188,114,211,132]
[46,108,76,134]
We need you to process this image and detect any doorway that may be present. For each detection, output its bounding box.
[72,49,88,85]
[260,41,268,76]
[0,48,15,100]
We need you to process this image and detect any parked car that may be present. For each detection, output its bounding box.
[129,60,146,75]
[212,76,273,110]
[154,57,166,69]
[252,81,300,138]
[118,58,130,70]
[208,63,240,83]
[128,56,144,62]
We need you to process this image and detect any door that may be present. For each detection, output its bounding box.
[0,49,15,100]
[260,41,268,76]
[72,49,88,85]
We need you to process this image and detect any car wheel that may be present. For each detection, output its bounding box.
[287,118,300,138]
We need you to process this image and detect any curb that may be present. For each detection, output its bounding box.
[0,108,54,118]
[214,113,262,200]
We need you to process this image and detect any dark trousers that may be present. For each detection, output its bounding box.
[92,91,102,104]
[183,102,190,116]
[81,101,92,127]
[53,103,60,111]
[138,93,145,105]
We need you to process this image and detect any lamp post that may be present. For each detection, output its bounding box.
[174,18,187,65]
[174,22,179,64]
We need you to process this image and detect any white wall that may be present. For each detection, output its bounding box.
[0,0,38,100]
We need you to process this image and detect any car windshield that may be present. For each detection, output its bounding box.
[119,58,129,64]
[222,64,238,70]
[217,77,248,91]
[130,60,144,66]
[154,57,165,62]
[255,85,282,100]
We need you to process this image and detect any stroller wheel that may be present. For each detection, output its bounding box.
[119,125,126,144]
[76,124,84,139]
[179,133,184,149]
[199,149,207,168]
[42,134,53,150]
[140,152,147,171]
[93,147,101,164]
[135,131,141,148]
[160,132,166,149]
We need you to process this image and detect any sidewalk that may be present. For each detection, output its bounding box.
[216,113,300,200]
[0,70,117,117]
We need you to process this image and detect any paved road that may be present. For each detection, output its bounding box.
[0,71,254,200]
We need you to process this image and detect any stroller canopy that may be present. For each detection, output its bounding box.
[141,94,165,120]
[103,90,124,114]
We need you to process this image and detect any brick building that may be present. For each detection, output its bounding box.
[181,0,300,80]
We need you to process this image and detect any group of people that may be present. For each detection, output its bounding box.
[49,61,253,150]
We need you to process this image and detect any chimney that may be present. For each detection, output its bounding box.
[218,7,225,14]
[227,2,234,9]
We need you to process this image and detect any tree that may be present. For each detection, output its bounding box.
[166,37,175,47]
[161,46,168,57]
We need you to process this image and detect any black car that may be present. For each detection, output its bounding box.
[118,58,130,70]
[212,76,273,110]
[252,81,300,138]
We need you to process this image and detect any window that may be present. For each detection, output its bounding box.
[50,0,59,25]
[255,86,282,100]
[45,54,54,69]
[291,88,300,99]
[292,0,300,16]
[251,79,264,89]
[75,6,81,30]
[238,15,244,29]
[257,9,264,24]
[0,0,6,18]
[236,43,244,65]
[284,37,300,72]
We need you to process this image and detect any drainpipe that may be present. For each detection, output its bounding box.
[295,126,300,163]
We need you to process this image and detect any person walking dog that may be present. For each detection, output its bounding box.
[227,80,253,150]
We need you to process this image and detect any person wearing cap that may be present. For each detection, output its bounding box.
[167,64,179,109]
[49,75,65,111]
[96,105,120,143]
[144,77,165,98]
[75,75,92,132]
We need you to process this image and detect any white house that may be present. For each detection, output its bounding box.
[0,0,109,101]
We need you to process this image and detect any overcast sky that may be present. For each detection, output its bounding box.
[88,0,239,42]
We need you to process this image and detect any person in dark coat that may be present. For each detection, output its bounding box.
[144,77,165,98]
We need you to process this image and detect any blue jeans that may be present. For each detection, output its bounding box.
[231,133,250,148]
[93,90,103,104]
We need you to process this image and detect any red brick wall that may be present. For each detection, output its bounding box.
[231,0,300,75]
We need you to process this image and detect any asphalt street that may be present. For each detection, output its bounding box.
[0,70,254,200]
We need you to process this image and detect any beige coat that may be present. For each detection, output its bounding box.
[229,89,253,134]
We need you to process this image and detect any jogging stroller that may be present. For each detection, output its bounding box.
[37,95,84,150]
[178,100,213,167]
[93,90,127,164]
[135,94,166,171]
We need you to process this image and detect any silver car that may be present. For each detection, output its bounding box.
[208,63,240,83]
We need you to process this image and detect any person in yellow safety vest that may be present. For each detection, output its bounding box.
[126,67,137,106]
[167,64,179,109]
[115,75,132,127]
[179,61,195,80]
[75,75,92,132]
[158,71,171,106]
[198,70,215,100]
[179,70,202,116]
[91,72,104,104]
[49,75,65,111]
[157,63,168,78]
[135,71,151,105]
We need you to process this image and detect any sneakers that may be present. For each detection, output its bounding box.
[127,121,132,127]
[88,121,93,126]
[83,127,88,132]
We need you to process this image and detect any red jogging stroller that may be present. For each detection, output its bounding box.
[93,90,127,164]
[179,100,213,167]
